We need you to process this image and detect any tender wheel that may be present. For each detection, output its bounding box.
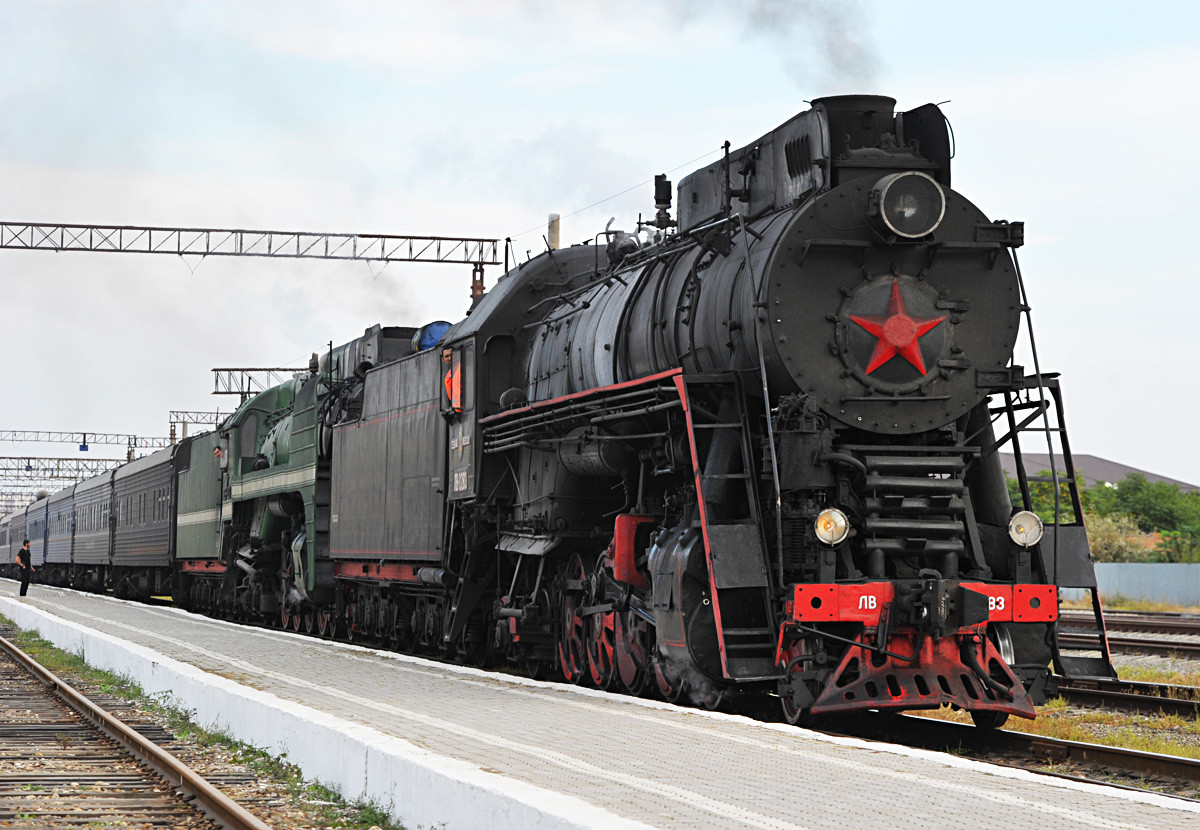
[970,710,1010,730]
[392,604,418,653]
[557,552,591,684]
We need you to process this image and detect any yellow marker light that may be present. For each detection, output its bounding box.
[1008,510,1044,547]
[814,508,850,546]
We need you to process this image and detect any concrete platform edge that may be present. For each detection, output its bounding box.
[0,595,655,830]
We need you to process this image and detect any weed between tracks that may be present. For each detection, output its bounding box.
[920,695,1200,757]
[2,616,405,830]
[1061,595,1200,615]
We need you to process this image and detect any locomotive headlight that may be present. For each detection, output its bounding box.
[1008,510,1044,548]
[870,171,946,239]
[814,508,850,546]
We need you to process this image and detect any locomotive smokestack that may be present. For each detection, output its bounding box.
[547,213,560,250]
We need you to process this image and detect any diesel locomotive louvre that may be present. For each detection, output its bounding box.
[2,95,1116,727]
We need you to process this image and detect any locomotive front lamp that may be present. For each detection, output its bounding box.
[870,171,946,238]
[1008,510,1044,547]
[814,508,850,546]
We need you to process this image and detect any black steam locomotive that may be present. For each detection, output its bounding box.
[3,95,1115,727]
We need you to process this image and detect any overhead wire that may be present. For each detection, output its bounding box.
[505,146,724,242]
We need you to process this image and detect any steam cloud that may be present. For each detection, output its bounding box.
[670,0,880,90]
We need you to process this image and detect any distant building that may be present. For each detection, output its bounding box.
[999,453,1198,493]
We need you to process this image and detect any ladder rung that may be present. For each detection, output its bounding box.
[722,627,775,637]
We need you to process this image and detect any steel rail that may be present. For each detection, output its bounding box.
[1061,610,1200,636]
[828,712,1200,786]
[1059,632,1200,659]
[0,634,271,830]
[1055,676,1200,717]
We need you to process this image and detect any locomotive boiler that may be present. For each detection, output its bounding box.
[2,94,1115,728]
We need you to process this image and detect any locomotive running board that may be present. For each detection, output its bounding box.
[675,373,781,681]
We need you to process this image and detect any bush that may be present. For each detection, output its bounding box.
[1085,513,1163,562]
[1155,529,1200,564]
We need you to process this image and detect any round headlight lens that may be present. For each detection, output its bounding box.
[872,171,946,238]
[1008,510,1044,547]
[814,508,850,546]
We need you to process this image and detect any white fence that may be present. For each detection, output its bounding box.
[1060,563,1200,607]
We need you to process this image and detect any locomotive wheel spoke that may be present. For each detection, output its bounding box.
[317,607,335,639]
[615,607,650,696]
[557,552,591,684]
[653,658,687,704]
[587,555,617,690]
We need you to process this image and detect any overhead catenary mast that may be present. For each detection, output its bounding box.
[0,221,502,299]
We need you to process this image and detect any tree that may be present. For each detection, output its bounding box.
[1005,469,1080,524]
[1106,472,1200,533]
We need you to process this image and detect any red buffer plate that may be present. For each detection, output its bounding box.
[790,582,1057,625]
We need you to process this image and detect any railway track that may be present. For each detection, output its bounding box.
[1058,609,1200,658]
[1056,676,1200,717]
[1061,610,1200,636]
[0,633,270,829]
[825,712,1200,795]
[1059,632,1200,659]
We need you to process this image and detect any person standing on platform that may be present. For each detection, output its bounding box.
[17,539,33,597]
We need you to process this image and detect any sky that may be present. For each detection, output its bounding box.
[2,0,1199,489]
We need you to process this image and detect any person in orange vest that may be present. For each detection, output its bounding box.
[442,348,461,414]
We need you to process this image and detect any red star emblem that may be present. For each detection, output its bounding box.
[848,278,946,375]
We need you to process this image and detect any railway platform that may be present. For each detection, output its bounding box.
[2,583,1198,830]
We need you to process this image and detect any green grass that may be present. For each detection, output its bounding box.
[1118,663,1200,688]
[1,617,405,830]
